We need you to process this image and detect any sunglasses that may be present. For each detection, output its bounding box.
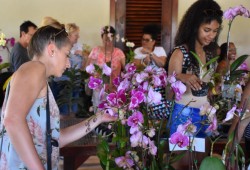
[50,28,68,43]
[203,9,223,17]
[141,38,153,43]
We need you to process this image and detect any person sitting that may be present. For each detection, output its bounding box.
[216,42,237,76]
[85,25,125,113]
[133,24,167,69]
[133,24,168,119]
[10,20,37,72]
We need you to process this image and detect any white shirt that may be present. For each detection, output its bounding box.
[134,46,167,68]
[134,46,167,60]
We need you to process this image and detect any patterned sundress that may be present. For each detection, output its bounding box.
[0,85,60,170]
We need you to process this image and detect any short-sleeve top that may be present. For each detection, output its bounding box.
[134,46,167,68]
[0,85,60,170]
[88,47,125,81]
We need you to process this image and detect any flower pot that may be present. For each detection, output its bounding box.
[191,82,209,97]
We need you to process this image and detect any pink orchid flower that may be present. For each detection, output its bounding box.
[115,151,134,169]
[170,132,189,148]
[223,105,237,122]
[88,76,103,89]
[127,111,144,127]
[224,5,250,20]
[145,87,162,105]
[148,139,157,156]
[177,120,197,136]
[171,80,186,101]
[130,130,143,147]
[85,64,95,74]
[205,116,218,135]
[102,63,112,76]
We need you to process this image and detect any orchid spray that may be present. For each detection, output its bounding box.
[223,5,250,81]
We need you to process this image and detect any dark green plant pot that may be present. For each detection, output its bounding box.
[191,82,209,97]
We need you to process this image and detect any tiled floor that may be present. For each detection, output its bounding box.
[59,156,102,170]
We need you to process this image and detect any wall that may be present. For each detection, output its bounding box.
[178,0,250,65]
[0,0,110,63]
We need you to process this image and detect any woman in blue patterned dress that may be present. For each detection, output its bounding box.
[0,26,116,170]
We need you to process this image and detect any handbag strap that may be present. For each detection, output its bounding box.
[0,83,11,160]
[46,85,52,170]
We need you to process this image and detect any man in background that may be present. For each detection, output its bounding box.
[10,20,37,72]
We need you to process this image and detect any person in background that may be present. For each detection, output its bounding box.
[216,42,237,76]
[41,16,64,30]
[133,24,167,69]
[85,25,125,113]
[0,26,117,170]
[65,23,85,70]
[10,20,37,72]
[133,24,168,119]
[227,79,250,167]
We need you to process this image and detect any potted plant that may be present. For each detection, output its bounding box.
[190,51,219,97]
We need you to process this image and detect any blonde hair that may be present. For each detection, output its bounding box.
[40,16,64,29]
[65,23,79,35]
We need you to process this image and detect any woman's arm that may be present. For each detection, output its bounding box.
[59,111,117,147]
[3,62,47,170]
[168,49,201,91]
[150,53,166,67]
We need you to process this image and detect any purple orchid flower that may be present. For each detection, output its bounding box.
[177,120,197,136]
[113,77,121,87]
[224,5,250,20]
[171,80,186,101]
[239,62,249,71]
[136,72,149,83]
[205,116,218,135]
[129,90,145,109]
[127,111,144,127]
[168,72,177,83]
[152,75,162,87]
[107,90,126,107]
[115,151,134,169]
[130,130,143,147]
[86,64,95,74]
[145,87,161,104]
[125,62,136,73]
[117,78,130,92]
[88,76,103,89]
[102,63,111,76]
[148,139,157,156]
[170,132,189,148]
[223,105,237,122]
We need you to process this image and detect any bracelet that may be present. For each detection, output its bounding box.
[212,87,217,95]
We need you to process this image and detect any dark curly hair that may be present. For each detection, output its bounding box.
[143,24,161,40]
[175,0,223,53]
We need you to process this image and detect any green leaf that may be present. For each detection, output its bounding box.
[190,51,203,66]
[200,156,226,170]
[169,151,187,164]
[203,56,219,68]
[230,54,248,72]
[0,62,10,70]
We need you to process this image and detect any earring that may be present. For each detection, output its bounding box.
[51,50,54,57]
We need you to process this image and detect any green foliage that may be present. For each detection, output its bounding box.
[200,156,226,170]
[126,49,135,64]
[0,62,10,71]
[56,65,89,115]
